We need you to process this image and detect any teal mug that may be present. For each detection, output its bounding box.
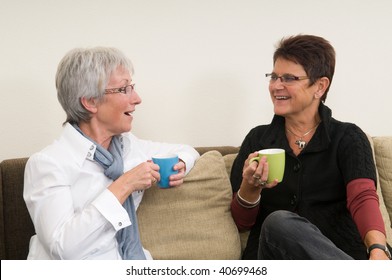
[152,154,179,188]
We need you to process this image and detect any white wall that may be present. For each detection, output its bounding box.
[1,0,391,161]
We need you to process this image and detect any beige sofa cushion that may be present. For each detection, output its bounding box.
[223,153,237,176]
[373,137,392,240]
[137,150,241,259]
[223,153,250,251]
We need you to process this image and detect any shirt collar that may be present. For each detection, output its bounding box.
[62,123,130,164]
[62,123,97,164]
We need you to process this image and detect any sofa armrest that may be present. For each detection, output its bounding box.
[0,158,34,260]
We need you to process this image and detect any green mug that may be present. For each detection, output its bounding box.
[249,148,285,183]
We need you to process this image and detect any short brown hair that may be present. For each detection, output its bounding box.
[273,34,335,102]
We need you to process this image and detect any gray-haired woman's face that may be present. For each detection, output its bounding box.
[91,66,142,138]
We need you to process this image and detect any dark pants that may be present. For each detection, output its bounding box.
[258,210,353,260]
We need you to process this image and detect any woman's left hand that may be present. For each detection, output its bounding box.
[169,160,186,187]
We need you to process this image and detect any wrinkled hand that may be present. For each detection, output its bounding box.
[109,161,160,203]
[242,152,278,190]
[168,160,186,187]
[123,161,160,192]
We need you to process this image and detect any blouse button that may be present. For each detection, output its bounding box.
[293,163,301,173]
[290,195,297,205]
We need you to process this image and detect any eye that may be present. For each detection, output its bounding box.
[118,86,127,94]
[269,74,279,81]
[125,84,135,94]
[282,74,297,82]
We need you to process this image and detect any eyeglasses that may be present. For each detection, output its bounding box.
[105,84,135,95]
[265,73,309,85]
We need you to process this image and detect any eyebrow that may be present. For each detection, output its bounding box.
[271,72,303,76]
[115,79,131,87]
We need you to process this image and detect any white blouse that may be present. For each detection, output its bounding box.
[23,123,199,259]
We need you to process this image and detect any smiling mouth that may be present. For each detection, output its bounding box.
[275,96,289,100]
[124,111,133,116]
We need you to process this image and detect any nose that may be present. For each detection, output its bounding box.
[269,78,285,90]
[130,89,142,105]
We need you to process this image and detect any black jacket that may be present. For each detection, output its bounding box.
[230,103,377,259]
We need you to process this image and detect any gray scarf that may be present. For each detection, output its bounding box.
[73,124,146,260]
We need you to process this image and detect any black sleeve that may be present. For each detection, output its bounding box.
[337,124,377,186]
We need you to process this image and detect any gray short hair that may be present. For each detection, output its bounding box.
[55,47,134,124]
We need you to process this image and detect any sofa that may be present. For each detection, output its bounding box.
[1,138,391,260]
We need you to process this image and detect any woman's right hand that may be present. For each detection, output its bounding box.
[237,152,279,203]
[242,152,269,189]
[109,161,160,204]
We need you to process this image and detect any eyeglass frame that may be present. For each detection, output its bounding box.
[104,83,135,95]
[265,73,309,84]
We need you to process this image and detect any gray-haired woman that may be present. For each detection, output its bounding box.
[24,47,199,259]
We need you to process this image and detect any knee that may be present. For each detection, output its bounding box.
[259,210,295,257]
[261,210,295,235]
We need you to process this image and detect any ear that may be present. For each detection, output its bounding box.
[80,97,98,114]
[314,77,330,99]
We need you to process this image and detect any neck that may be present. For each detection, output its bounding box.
[78,122,113,149]
[285,119,321,150]
[286,121,320,137]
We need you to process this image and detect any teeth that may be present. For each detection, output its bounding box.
[276,96,288,100]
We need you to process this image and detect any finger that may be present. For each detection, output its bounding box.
[243,164,257,179]
[245,152,260,168]
[248,151,260,159]
[150,162,160,171]
[169,165,186,187]
[255,156,267,174]
[249,160,259,170]
[260,161,269,182]
[151,170,160,182]
[170,170,184,181]
[170,180,184,187]
[251,158,265,181]
[173,161,185,171]
[254,179,267,187]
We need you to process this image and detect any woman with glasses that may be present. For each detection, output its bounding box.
[230,35,391,260]
[23,47,199,259]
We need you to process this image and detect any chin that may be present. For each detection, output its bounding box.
[118,125,132,135]
[273,108,286,117]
